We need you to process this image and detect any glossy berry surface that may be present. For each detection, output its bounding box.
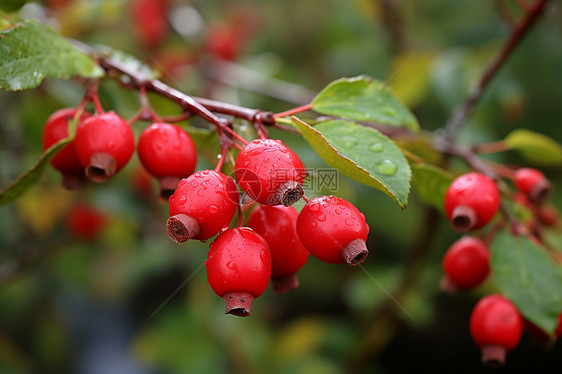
[470,294,523,366]
[234,139,305,206]
[137,122,197,197]
[42,108,91,189]
[247,205,309,293]
[514,168,551,204]
[205,227,271,317]
[74,112,135,183]
[442,236,490,291]
[167,170,238,242]
[297,196,369,265]
[444,172,500,232]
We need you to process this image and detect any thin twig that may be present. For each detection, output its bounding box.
[443,0,549,142]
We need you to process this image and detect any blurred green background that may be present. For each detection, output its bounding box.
[1,0,562,372]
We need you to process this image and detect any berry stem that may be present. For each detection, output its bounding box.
[214,148,227,172]
[91,91,105,115]
[274,103,313,118]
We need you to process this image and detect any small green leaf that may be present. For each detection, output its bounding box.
[0,19,103,91]
[311,76,419,131]
[292,118,411,208]
[410,163,453,212]
[505,129,562,167]
[491,231,562,333]
[0,139,71,206]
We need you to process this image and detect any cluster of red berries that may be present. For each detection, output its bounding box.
[42,108,197,196]
[43,108,371,317]
[441,170,560,366]
[167,138,370,316]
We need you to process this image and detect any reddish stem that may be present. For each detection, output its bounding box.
[274,103,313,118]
[215,148,227,172]
[91,91,105,114]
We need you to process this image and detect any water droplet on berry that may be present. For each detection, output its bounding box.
[178,179,188,188]
[311,222,317,227]
[263,157,270,163]
[260,249,269,263]
[370,143,383,152]
[335,209,342,215]
[191,180,199,188]
[208,205,218,214]
[377,160,397,176]
[177,196,187,204]
[317,213,326,222]
[226,261,238,271]
[243,160,250,167]
[345,218,354,226]
[161,133,169,143]
[107,140,115,149]
[309,204,320,212]
[197,189,204,197]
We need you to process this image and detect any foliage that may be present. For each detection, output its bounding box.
[1,0,562,373]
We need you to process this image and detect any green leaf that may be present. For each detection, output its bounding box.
[490,231,562,333]
[292,118,411,208]
[504,129,562,167]
[0,0,27,13]
[311,76,420,131]
[410,163,453,212]
[0,19,103,91]
[0,138,71,206]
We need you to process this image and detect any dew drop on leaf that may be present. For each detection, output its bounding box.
[377,160,398,175]
[370,143,383,152]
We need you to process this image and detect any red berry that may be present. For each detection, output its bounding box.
[42,108,91,189]
[74,112,135,183]
[297,196,369,265]
[470,294,523,367]
[234,139,305,206]
[205,227,271,317]
[536,205,558,226]
[167,170,238,242]
[444,172,500,232]
[441,236,490,292]
[206,22,244,61]
[514,168,552,205]
[65,202,107,240]
[247,205,309,293]
[137,123,197,198]
[129,0,169,48]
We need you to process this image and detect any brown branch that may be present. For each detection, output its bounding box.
[443,0,550,142]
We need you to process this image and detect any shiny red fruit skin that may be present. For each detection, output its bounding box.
[444,172,500,229]
[247,205,309,278]
[514,168,546,195]
[297,196,369,264]
[205,227,271,298]
[129,0,169,48]
[65,203,106,240]
[168,170,238,241]
[42,108,91,173]
[74,112,135,172]
[137,123,197,179]
[470,294,523,351]
[442,236,490,290]
[234,139,305,205]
